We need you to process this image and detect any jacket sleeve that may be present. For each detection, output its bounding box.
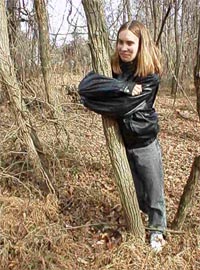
[78,71,160,118]
[78,71,136,99]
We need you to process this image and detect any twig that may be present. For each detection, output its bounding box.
[65,222,121,230]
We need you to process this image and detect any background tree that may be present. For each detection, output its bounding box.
[171,0,183,96]
[34,0,52,104]
[194,21,200,117]
[122,0,132,22]
[6,0,19,62]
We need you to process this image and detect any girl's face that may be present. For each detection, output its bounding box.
[117,29,139,62]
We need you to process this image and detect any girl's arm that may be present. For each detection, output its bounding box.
[78,71,137,99]
[78,71,159,118]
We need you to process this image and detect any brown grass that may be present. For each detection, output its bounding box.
[0,73,200,270]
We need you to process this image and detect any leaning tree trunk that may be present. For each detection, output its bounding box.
[82,0,145,239]
[171,20,200,230]
[171,156,200,230]
[0,1,54,194]
[34,0,52,104]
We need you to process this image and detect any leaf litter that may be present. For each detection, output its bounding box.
[0,84,200,270]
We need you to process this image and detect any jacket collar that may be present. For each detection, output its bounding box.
[119,59,137,75]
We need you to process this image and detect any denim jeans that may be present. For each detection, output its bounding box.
[126,139,167,232]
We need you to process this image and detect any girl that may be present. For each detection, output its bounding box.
[78,20,167,252]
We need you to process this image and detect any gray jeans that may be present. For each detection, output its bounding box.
[126,139,167,232]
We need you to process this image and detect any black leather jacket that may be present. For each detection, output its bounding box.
[78,69,160,148]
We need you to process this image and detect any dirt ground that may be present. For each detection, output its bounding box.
[0,76,200,270]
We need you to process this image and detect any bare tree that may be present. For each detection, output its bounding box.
[171,156,200,230]
[0,0,54,194]
[34,0,52,104]
[6,0,24,81]
[82,0,145,239]
[171,0,184,96]
[122,0,132,22]
[149,0,159,42]
[126,0,132,21]
[6,0,19,59]
[194,21,200,117]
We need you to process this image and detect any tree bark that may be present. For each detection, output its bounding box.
[150,0,158,42]
[34,0,52,104]
[194,20,200,118]
[126,0,132,21]
[171,156,200,230]
[122,0,132,23]
[6,0,24,81]
[0,0,54,194]
[82,0,145,239]
[171,0,182,96]
[6,0,19,58]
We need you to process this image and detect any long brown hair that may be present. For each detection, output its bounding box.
[111,20,162,77]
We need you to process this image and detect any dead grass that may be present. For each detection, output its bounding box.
[0,74,200,270]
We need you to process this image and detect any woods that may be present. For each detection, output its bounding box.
[0,0,199,269]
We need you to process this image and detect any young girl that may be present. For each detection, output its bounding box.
[78,20,167,252]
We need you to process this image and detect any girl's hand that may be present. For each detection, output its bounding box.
[132,84,142,96]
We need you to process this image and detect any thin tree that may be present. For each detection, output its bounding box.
[0,0,54,194]
[6,0,25,81]
[149,0,158,42]
[194,21,200,118]
[171,0,184,96]
[34,0,52,104]
[122,0,132,22]
[82,0,145,239]
[6,0,19,60]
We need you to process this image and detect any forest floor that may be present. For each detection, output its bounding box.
[0,74,200,270]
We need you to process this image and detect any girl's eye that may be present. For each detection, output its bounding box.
[127,41,134,46]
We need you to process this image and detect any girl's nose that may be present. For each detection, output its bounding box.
[121,44,128,51]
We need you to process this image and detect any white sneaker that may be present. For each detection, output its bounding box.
[150,232,165,252]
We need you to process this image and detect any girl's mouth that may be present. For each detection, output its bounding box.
[120,53,130,57]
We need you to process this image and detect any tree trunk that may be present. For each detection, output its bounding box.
[122,0,132,23]
[126,0,132,21]
[34,0,52,104]
[6,0,19,57]
[171,0,182,96]
[6,0,23,80]
[0,0,54,194]
[122,0,127,23]
[171,156,200,230]
[82,0,145,239]
[149,0,158,42]
[194,20,200,118]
